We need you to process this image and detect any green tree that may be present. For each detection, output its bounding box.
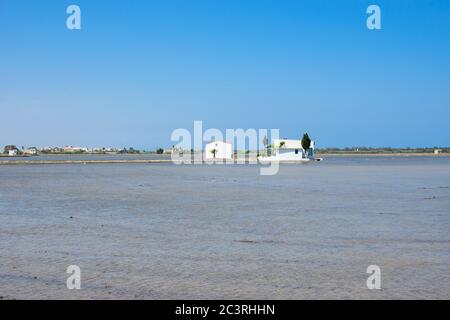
[156,148,164,154]
[301,133,311,150]
[267,144,273,156]
[279,141,285,148]
[210,149,217,158]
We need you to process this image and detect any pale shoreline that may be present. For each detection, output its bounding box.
[316,152,450,157]
[0,159,175,165]
[0,152,449,165]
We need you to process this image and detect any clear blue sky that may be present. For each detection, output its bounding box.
[1,0,449,149]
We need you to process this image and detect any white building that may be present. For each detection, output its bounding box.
[205,141,233,160]
[23,147,38,156]
[63,146,87,153]
[259,138,316,162]
[8,149,18,156]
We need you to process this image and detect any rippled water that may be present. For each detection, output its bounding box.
[0,157,449,299]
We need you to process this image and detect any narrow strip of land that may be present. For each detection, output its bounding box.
[315,152,450,157]
[0,159,175,165]
[0,153,449,165]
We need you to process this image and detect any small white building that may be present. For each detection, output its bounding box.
[8,149,18,156]
[259,138,316,162]
[23,147,38,156]
[63,146,87,153]
[205,141,233,160]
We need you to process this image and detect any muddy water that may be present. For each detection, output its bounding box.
[0,157,449,299]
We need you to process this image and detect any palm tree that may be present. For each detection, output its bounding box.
[279,141,286,148]
[210,149,217,159]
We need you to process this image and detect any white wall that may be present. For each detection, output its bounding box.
[275,148,306,160]
[205,141,233,160]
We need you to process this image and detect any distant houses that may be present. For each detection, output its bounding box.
[3,145,20,156]
[40,146,121,154]
[63,146,88,153]
[1,145,127,156]
[8,149,18,156]
[23,147,38,156]
[2,145,38,157]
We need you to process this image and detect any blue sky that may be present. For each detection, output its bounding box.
[1,0,449,149]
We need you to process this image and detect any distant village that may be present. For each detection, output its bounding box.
[1,145,171,157]
[2,143,449,158]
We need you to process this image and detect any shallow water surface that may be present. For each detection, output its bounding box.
[0,157,449,299]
